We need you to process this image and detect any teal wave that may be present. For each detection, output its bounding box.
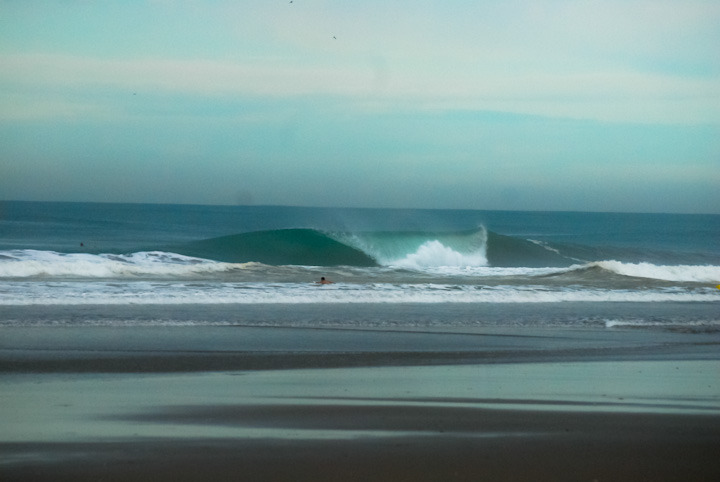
[173,229,378,267]
[337,228,576,268]
[485,231,574,267]
[170,228,579,268]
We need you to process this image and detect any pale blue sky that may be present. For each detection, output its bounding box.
[1,0,719,212]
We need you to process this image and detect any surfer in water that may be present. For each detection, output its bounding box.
[316,277,333,285]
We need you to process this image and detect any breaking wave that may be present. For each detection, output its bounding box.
[169,227,575,268]
[1,228,718,286]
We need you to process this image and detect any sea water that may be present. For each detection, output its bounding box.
[0,201,718,329]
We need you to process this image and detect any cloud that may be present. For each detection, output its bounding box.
[2,0,718,124]
[1,52,718,124]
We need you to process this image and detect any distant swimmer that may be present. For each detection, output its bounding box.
[316,277,333,285]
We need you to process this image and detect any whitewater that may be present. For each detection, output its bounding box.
[1,201,718,328]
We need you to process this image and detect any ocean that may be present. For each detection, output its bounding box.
[3,201,720,481]
[1,200,718,330]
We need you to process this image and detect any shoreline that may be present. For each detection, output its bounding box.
[2,324,720,373]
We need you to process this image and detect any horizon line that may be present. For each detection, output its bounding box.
[2,199,718,217]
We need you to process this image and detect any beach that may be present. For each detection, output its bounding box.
[2,204,719,480]
[2,320,719,481]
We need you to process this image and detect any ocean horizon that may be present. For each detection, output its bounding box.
[5,198,720,214]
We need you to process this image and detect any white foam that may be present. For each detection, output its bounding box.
[604,319,720,328]
[390,240,488,269]
[594,260,720,283]
[338,227,489,269]
[1,281,716,306]
[0,250,242,278]
[416,266,566,277]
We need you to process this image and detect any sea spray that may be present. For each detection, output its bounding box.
[335,227,489,268]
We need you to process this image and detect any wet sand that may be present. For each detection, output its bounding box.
[1,325,719,481]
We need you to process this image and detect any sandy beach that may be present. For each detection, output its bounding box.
[2,324,719,481]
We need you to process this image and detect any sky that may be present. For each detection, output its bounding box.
[1,0,719,213]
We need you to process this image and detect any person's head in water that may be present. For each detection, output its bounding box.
[318,277,332,284]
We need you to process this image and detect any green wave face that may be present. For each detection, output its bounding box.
[485,231,575,267]
[336,228,575,268]
[333,228,487,265]
[174,229,379,267]
[171,227,578,268]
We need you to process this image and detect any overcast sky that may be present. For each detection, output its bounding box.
[1,0,719,213]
